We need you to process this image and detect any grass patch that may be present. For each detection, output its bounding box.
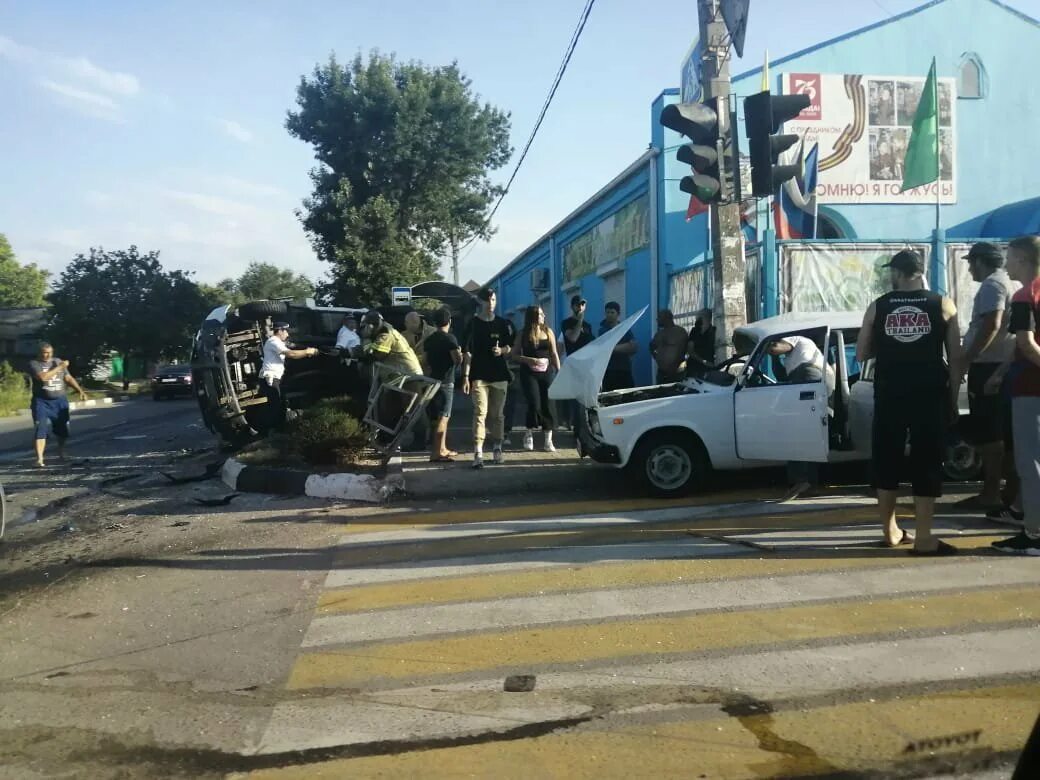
[0,361,30,416]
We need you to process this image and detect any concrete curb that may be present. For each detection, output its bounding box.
[69,397,116,411]
[221,456,403,503]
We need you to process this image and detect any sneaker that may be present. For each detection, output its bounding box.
[986,506,1025,526]
[991,532,1040,556]
[543,431,556,452]
[472,454,484,470]
[522,431,534,451]
[492,446,504,465]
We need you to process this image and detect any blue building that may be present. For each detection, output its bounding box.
[487,0,1040,384]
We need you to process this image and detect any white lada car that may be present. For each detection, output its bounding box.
[550,308,977,497]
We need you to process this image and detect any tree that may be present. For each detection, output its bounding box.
[48,246,211,389]
[0,233,49,308]
[287,51,511,304]
[202,262,313,308]
[233,261,313,302]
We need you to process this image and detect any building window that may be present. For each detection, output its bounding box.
[603,272,625,314]
[958,53,985,99]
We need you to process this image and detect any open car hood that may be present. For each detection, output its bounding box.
[548,307,647,408]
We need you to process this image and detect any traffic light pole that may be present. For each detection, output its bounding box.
[698,0,745,361]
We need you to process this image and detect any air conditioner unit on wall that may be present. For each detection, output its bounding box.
[530,268,550,291]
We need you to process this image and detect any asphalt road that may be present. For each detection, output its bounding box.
[0,396,204,459]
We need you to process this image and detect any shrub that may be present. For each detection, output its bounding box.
[0,361,30,416]
[286,396,369,467]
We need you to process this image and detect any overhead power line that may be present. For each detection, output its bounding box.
[459,0,597,266]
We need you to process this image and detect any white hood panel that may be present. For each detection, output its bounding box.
[548,307,647,408]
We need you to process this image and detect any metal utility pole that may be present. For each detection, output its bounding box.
[698,0,746,360]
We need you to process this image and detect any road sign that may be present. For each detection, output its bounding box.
[391,286,412,306]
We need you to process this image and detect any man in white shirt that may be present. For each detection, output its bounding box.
[260,322,317,431]
[335,314,361,354]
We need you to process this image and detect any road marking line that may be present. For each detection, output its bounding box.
[303,558,1039,646]
[250,680,1040,777]
[256,627,1040,755]
[287,584,1040,689]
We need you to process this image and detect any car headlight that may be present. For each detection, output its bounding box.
[588,409,602,437]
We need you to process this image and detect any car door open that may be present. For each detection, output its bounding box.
[733,326,831,463]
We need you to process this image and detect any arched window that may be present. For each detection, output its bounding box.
[958,53,986,99]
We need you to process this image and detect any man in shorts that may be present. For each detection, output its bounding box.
[28,342,87,467]
[423,307,462,462]
[856,250,962,555]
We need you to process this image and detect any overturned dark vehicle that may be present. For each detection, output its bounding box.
[191,284,480,446]
[191,299,366,444]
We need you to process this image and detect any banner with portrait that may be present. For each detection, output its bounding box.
[781,72,957,204]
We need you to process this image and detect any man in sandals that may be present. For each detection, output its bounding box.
[28,342,87,468]
[857,250,962,555]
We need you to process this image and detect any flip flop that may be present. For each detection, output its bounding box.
[909,540,958,557]
[878,529,914,548]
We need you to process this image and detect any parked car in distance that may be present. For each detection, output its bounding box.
[151,364,193,401]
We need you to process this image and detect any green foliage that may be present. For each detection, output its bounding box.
[47,246,211,381]
[286,396,368,466]
[0,233,49,308]
[287,51,511,306]
[200,263,313,309]
[0,360,30,416]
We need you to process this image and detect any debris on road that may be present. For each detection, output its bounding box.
[504,674,537,692]
[193,494,240,507]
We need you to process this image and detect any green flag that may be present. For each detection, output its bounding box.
[901,58,939,192]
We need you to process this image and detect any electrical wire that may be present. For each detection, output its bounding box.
[458,0,597,267]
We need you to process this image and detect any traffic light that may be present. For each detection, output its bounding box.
[743,90,811,197]
[659,97,740,205]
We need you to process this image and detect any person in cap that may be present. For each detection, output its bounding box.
[955,242,1019,510]
[561,295,594,355]
[856,250,962,555]
[335,313,361,355]
[259,322,318,431]
[360,310,422,377]
[599,301,637,391]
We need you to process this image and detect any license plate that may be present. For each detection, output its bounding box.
[161,378,178,383]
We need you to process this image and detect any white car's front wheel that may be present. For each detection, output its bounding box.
[628,431,708,498]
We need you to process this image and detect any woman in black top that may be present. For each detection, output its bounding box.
[513,305,562,451]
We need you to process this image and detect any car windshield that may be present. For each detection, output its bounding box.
[158,365,190,375]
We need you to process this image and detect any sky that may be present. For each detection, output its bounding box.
[2,0,1038,290]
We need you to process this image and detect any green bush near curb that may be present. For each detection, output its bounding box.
[0,361,30,416]
[287,396,369,467]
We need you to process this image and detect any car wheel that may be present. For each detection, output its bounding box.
[238,300,288,321]
[628,430,708,498]
[944,439,982,482]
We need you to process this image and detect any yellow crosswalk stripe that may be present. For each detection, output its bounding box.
[249,680,1040,778]
[318,546,977,614]
[338,489,785,534]
[330,506,888,568]
[289,583,1040,689]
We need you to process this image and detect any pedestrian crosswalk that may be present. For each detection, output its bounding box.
[249,497,1039,778]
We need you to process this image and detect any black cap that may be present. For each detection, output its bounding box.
[273,321,290,331]
[882,250,925,275]
[966,242,1004,268]
[570,294,586,307]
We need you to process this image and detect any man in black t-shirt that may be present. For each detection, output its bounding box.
[424,307,462,462]
[461,287,515,468]
[560,294,594,429]
[28,342,87,467]
[857,250,962,555]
